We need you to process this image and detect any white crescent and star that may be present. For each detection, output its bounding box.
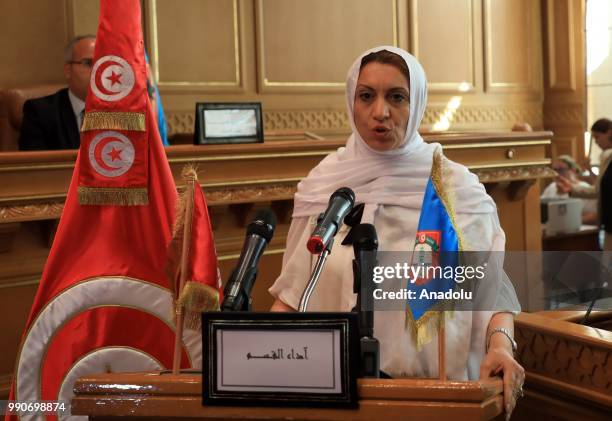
[90,55,135,102]
[88,131,135,178]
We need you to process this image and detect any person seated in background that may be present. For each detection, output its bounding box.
[542,155,598,224]
[558,118,612,250]
[18,35,95,151]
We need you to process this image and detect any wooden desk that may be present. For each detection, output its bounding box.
[542,225,601,251]
[0,131,553,396]
[513,312,612,420]
[71,372,504,420]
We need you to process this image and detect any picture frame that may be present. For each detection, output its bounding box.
[194,102,264,145]
[202,312,359,408]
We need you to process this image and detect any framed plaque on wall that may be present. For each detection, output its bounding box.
[194,102,264,145]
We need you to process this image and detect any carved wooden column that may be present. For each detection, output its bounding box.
[541,0,587,164]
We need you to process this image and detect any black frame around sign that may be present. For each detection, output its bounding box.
[194,102,264,145]
[202,312,359,408]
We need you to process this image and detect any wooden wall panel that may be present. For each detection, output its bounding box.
[483,0,538,93]
[0,0,68,86]
[546,0,576,91]
[151,0,242,91]
[410,0,477,92]
[66,0,100,37]
[0,0,548,133]
[256,0,398,93]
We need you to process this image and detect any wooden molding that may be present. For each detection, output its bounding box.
[0,203,64,223]
[515,312,612,408]
[543,103,583,125]
[166,104,543,136]
[474,165,556,184]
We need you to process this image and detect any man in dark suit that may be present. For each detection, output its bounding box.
[19,35,95,150]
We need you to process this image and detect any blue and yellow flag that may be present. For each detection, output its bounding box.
[407,151,462,348]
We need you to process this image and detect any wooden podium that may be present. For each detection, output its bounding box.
[71,372,503,420]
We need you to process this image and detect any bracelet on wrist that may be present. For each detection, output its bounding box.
[486,327,517,354]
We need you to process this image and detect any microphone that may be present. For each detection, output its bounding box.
[222,209,276,312]
[306,187,355,254]
[352,224,379,337]
[351,223,380,378]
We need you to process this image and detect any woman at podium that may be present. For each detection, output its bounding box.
[269,46,525,417]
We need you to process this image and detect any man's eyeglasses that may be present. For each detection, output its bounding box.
[67,58,94,68]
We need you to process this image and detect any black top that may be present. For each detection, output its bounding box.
[18,88,80,151]
[601,162,611,233]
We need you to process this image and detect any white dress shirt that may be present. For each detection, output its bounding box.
[67,90,85,130]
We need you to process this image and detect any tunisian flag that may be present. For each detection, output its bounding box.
[7,1,199,419]
[169,168,223,331]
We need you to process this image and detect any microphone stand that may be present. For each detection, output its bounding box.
[351,225,380,378]
[298,238,334,312]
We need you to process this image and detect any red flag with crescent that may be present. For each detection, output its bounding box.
[78,0,148,205]
[168,169,223,330]
[5,1,200,420]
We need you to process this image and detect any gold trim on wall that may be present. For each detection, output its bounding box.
[255,0,400,91]
[165,103,543,135]
[199,177,303,188]
[145,0,243,92]
[475,165,556,183]
[468,159,551,170]
[409,0,478,93]
[442,139,551,150]
[543,104,583,125]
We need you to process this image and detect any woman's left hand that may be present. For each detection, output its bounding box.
[479,346,525,420]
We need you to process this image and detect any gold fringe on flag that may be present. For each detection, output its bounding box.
[405,307,456,351]
[165,166,199,298]
[168,164,212,332]
[405,147,463,350]
[81,111,146,132]
[430,148,465,250]
[405,310,442,350]
[78,186,148,206]
[178,281,220,330]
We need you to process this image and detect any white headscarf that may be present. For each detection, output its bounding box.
[293,46,495,222]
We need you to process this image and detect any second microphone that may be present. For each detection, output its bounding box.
[222,209,276,312]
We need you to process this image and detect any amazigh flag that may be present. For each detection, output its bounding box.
[6,1,199,419]
[406,150,461,348]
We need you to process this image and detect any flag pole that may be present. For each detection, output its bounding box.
[172,177,195,374]
[438,313,446,380]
